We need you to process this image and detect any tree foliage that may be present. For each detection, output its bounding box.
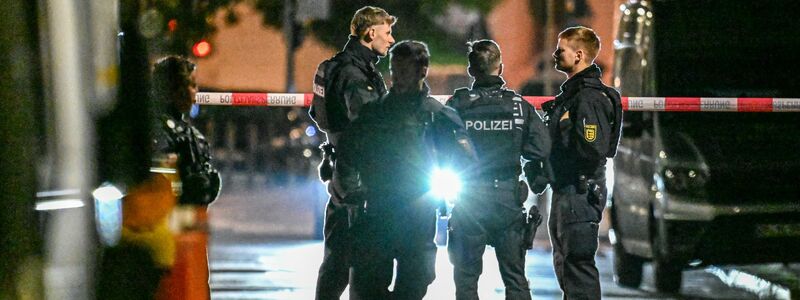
[156,0,501,64]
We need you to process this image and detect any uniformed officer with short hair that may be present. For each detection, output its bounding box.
[446,39,551,300]
[336,40,475,300]
[543,26,622,300]
[308,6,396,300]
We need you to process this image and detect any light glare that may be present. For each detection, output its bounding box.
[430,168,462,201]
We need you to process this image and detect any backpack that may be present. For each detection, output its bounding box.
[542,79,623,159]
[583,78,623,158]
[309,58,341,133]
[449,88,525,176]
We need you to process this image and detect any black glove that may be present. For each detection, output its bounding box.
[524,159,552,195]
[317,143,335,182]
[182,173,211,205]
[318,158,333,182]
[517,181,530,205]
[523,206,543,249]
[529,175,550,195]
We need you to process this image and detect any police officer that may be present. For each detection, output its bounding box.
[335,40,475,300]
[446,40,551,300]
[543,26,622,300]
[152,56,221,207]
[99,55,219,299]
[307,6,396,300]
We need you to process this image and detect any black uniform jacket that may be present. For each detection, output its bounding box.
[334,84,473,209]
[446,75,551,181]
[544,64,619,185]
[154,109,220,205]
[312,35,387,144]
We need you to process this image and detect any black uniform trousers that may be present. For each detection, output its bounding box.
[316,178,355,300]
[548,184,602,300]
[447,184,531,300]
[349,195,438,300]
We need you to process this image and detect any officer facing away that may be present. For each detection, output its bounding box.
[543,26,622,300]
[446,40,551,300]
[307,6,396,300]
[335,40,475,300]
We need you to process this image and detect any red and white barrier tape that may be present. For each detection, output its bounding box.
[195,92,314,107]
[195,92,800,112]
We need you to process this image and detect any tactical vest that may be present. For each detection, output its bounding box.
[160,116,221,205]
[309,58,341,134]
[309,55,385,137]
[543,78,622,159]
[347,95,445,195]
[585,78,623,158]
[450,87,526,179]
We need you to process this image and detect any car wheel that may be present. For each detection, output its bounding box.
[610,201,644,288]
[613,240,643,288]
[652,227,682,293]
[653,257,681,293]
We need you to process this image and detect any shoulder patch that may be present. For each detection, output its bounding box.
[584,124,597,142]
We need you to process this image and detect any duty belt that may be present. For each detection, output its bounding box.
[471,177,517,190]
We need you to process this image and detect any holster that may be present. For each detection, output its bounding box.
[347,205,364,228]
[523,205,543,250]
[578,175,603,205]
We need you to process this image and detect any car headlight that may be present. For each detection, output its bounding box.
[662,167,708,197]
[430,167,462,204]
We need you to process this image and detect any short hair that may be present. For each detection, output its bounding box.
[558,26,601,61]
[152,56,195,103]
[467,39,502,76]
[389,40,430,72]
[350,6,397,38]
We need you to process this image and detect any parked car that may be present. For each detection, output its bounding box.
[609,0,800,293]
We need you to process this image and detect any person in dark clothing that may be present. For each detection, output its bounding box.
[98,56,221,299]
[445,39,551,300]
[542,26,622,300]
[152,56,220,207]
[308,6,396,300]
[335,40,476,300]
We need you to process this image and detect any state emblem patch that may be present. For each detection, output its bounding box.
[584,124,597,142]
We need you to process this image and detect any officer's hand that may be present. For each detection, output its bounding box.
[181,173,212,204]
[529,175,550,195]
[342,190,366,206]
[318,158,333,182]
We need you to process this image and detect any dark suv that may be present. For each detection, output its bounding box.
[609,0,800,293]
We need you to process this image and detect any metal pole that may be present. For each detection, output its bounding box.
[0,0,44,297]
[543,0,556,96]
[284,0,296,92]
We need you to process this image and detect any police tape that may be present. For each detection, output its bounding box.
[195,92,313,107]
[195,92,800,112]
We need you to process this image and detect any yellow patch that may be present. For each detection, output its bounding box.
[584,124,597,142]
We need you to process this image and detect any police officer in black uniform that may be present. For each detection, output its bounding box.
[543,26,622,300]
[307,6,396,300]
[446,40,551,300]
[152,56,221,207]
[335,40,475,300]
[149,55,220,297]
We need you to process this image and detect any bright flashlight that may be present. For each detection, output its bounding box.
[430,167,462,202]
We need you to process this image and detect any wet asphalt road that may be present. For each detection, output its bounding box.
[207,174,797,299]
